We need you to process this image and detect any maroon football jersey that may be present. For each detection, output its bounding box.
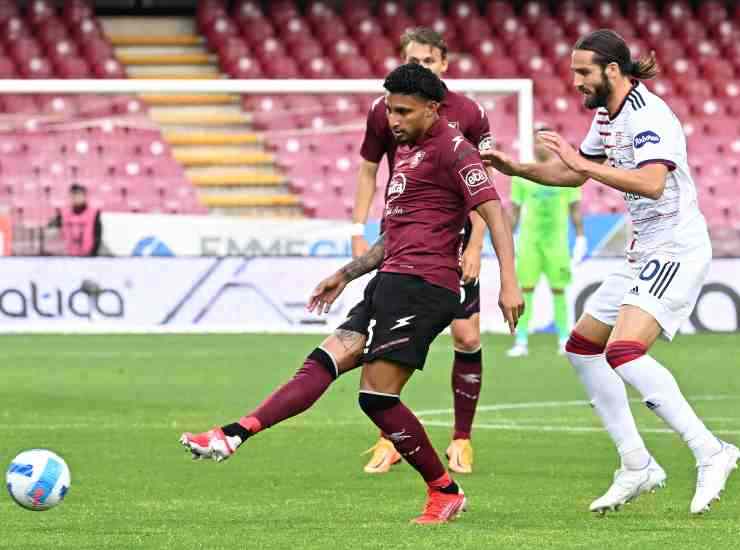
[379,117,500,294]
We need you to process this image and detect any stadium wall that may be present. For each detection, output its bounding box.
[0,257,737,334]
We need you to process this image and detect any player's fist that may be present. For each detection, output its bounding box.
[479,149,520,176]
[307,272,348,315]
[351,235,370,258]
[460,246,482,284]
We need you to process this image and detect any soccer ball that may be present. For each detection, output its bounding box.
[5,449,71,511]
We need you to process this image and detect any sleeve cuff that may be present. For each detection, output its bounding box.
[579,148,607,160]
[636,159,677,171]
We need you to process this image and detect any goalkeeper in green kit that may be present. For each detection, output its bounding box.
[507,130,586,357]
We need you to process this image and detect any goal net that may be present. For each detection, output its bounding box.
[0,78,533,256]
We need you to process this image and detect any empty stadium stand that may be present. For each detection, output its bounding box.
[0,0,739,254]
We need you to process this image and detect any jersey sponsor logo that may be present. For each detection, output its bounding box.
[452,135,465,151]
[390,315,415,331]
[459,163,491,195]
[410,150,426,168]
[478,136,492,152]
[387,173,406,203]
[633,130,661,148]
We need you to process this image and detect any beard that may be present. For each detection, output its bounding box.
[583,72,612,110]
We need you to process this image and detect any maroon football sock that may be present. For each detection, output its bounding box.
[237,350,336,434]
[452,349,482,440]
[361,393,446,484]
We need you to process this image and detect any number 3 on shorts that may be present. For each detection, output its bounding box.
[364,318,377,354]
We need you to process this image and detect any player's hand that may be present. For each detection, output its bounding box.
[351,235,370,258]
[460,246,482,284]
[537,131,585,174]
[498,282,525,335]
[307,272,348,315]
[479,149,520,176]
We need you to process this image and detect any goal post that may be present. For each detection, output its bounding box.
[0,78,534,161]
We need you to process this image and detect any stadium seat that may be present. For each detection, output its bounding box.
[484,0,515,28]
[672,18,707,45]
[232,0,263,24]
[697,0,728,28]
[239,17,275,45]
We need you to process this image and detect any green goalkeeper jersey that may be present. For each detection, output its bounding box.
[510,176,581,249]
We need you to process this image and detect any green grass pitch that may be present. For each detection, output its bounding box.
[1,333,739,549]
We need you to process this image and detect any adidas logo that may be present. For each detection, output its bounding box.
[629,286,640,296]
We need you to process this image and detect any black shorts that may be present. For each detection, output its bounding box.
[338,272,459,370]
[455,279,481,320]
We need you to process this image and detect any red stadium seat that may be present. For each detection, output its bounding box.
[449,0,480,25]
[701,59,736,85]
[446,55,483,78]
[92,58,126,78]
[27,0,56,27]
[267,0,298,28]
[226,55,262,78]
[341,0,371,27]
[484,0,515,28]
[49,40,80,63]
[305,0,336,25]
[20,56,53,78]
[497,16,528,44]
[312,17,348,48]
[232,0,263,24]
[9,37,43,63]
[363,37,395,66]
[0,1,19,24]
[470,37,506,64]
[672,18,707,45]
[288,39,324,66]
[458,16,494,50]
[263,55,300,78]
[481,56,519,78]
[36,17,69,47]
[377,0,406,26]
[592,0,620,26]
[336,56,374,78]
[302,57,336,79]
[663,0,692,25]
[412,0,444,28]
[240,18,275,45]
[716,80,740,101]
[697,0,727,28]
[666,58,699,82]
[252,37,286,63]
[0,56,17,78]
[650,79,677,99]
[55,56,90,78]
[534,76,568,97]
[527,17,565,41]
[652,39,686,67]
[564,18,596,40]
[62,0,93,25]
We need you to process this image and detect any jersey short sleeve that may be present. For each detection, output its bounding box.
[579,114,607,159]
[466,101,493,152]
[448,141,500,211]
[510,176,526,205]
[627,104,680,171]
[359,96,388,163]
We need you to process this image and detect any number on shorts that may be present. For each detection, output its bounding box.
[638,259,682,299]
[364,318,377,354]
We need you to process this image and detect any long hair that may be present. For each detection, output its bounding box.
[574,29,659,80]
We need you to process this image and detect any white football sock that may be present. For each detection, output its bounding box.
[567,351,651,470]
[615,354,722,462]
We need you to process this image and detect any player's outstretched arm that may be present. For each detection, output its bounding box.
[351,160,380,258]
[480,148,589,188]
[538,131,669,199]
[475,200,525,334]
[307,234,385,315]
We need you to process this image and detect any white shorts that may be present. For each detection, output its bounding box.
[584,244,711,340]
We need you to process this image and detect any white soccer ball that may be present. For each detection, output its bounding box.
[6,449,71,511]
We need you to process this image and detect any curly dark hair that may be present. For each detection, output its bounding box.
[383,63,446,102]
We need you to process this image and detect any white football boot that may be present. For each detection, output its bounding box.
[690,441,739,514]
[506,343,528,358]
[589,458,667,514]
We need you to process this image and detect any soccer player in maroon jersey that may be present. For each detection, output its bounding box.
[353,27,499,475]
[181,64,523,524]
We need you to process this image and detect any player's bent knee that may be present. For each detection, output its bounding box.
[454,337,481,353]
[604,340,647,369]
[565,331,605,356]
[308,347,339,379]
[358,391,400,415]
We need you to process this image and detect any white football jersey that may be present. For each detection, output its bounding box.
[579,81,709,261]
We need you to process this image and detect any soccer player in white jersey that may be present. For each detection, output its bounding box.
[482,29,738,515]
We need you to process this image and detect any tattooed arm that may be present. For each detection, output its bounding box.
[307,235,385,315]
[339,234,385,282]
